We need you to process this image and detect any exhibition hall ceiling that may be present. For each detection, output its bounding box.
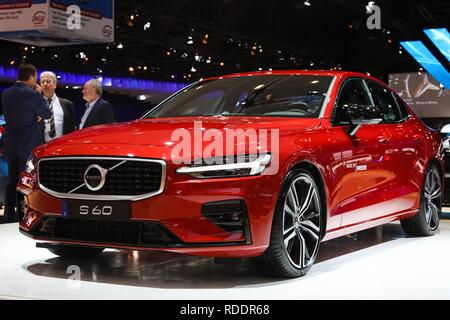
[0,0,449,83]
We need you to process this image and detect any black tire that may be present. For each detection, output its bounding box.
[48,245,104,258]
[252,169,323,278]
[401,165,441,237]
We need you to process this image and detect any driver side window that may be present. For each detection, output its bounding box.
[333,79,372,125]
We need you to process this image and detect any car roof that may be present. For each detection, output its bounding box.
[203,70,387,86]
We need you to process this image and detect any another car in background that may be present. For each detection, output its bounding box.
[0,115,7,206]
[440,124,450,206]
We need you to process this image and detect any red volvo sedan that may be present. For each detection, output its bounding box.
[18,71,444,278]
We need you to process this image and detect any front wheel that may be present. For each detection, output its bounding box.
[401,165,442,237]
[252,169,323,278]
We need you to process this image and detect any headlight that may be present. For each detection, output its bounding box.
[176,154,272,179]
[25,156,35,174]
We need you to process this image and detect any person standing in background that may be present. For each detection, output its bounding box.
[1,64,52,223]
[79,79,115,129]
[40,71,76,142]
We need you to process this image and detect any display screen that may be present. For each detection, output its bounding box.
[389,72,450,118]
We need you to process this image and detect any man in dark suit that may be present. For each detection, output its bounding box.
[1,64,52,223]
[79,79,114,129]
[40,71,76,141]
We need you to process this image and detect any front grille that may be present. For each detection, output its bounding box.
[38,157,165,199]
[31,217,182,247]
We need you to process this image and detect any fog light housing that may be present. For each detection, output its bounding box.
[201,200,251,243]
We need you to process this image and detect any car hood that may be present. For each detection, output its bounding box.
[49,117,321,147]
[36,117,321,159]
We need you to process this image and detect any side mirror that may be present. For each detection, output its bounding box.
[341,104,383,136]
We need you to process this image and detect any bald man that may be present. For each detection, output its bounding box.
[79,79,114,129]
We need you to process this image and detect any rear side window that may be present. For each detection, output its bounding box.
[366,80,406,124]
[393,94,411,119]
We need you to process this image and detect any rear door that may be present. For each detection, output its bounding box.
[366,80,425,213]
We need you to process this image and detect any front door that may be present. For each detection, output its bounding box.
[329,78,394,227]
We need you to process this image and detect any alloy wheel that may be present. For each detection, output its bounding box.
[282,175,321,269]
[423,167,441,231]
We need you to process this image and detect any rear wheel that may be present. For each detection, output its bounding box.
[401,165,441,236]
[253,169,323,278]
[48,245,104,258]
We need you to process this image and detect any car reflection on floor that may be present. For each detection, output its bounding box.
[22,222,407,289]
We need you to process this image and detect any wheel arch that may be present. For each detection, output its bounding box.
[427,158,445,186]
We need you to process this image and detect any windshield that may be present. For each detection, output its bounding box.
[145,75,334,118]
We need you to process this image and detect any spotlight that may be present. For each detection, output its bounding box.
[304,0,311,6]
[202,34,209,45]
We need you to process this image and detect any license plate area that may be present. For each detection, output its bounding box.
[62,200,131,220]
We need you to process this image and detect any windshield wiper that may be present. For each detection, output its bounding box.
[237,77,286,110]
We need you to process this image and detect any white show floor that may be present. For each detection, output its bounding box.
[1,220,450,300]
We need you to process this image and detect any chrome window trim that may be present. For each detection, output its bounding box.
[319,76,337,119]
[331,77,371,126]
[38,157,167,201]
[362,79,376,106]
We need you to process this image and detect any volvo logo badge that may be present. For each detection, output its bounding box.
[84,165,108,191]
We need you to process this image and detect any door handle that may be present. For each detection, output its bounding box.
[378,137,390,144]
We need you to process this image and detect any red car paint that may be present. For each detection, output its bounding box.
[18,71,444,257]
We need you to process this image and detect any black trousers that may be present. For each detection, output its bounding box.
[4,152,28,222]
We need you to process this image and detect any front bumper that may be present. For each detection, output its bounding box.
[18,166,281,258]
